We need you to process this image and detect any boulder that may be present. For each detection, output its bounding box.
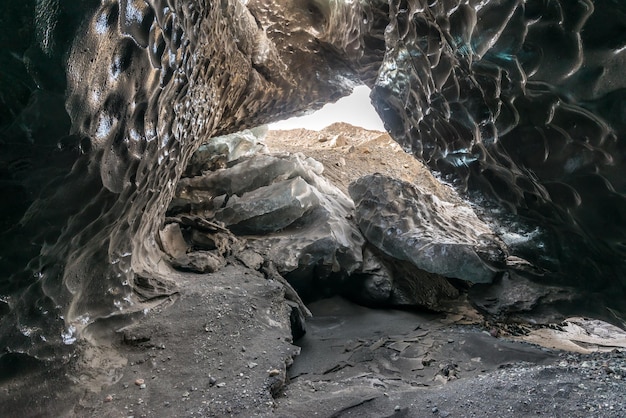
[349,173,507,284]
[184,127,269,176]
[348,246,459,311]
[214,177,320,234]
[159,217,241,274]
[172,152,366,299]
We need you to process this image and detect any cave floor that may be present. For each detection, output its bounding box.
[1,262,625,417]
[278,297,626,417]
[74,263,626,418]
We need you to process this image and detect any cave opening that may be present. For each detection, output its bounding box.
[161,84,516,404]
[159,77,626,410]
[162,81,507,359]
[268,86,385,132]
[165,81,473,311]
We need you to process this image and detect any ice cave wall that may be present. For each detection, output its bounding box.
[371,0,626,295]
[0,0,625,360]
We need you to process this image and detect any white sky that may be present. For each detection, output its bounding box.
[268,86,385,131]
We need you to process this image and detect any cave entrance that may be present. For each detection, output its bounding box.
[169,82,466,308]
[264,86,437,197]
[268,86,385,131]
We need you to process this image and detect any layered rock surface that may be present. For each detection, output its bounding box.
[170,131,365,299]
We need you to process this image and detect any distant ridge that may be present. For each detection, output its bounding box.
[269,121,386,135]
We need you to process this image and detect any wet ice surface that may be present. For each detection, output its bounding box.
[2,0,366,359]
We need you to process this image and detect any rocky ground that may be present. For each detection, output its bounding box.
[81,289,626,418]
[264,123,461,204]
[2,124,626,417]
[5,262,623,417]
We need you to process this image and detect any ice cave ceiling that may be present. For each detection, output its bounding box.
[0,0,625,361]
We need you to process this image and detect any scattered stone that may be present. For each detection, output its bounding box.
[269,369,280,377]
[331,134,349,147]
[173,250,226,274]
[158,217,233,274]
[235,249,265,270]
[216,382,226,388]
[104,395,113,402]
[134,379,145,386]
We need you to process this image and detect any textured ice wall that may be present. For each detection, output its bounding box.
[370,0,626,298]
[0,0,375,359]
